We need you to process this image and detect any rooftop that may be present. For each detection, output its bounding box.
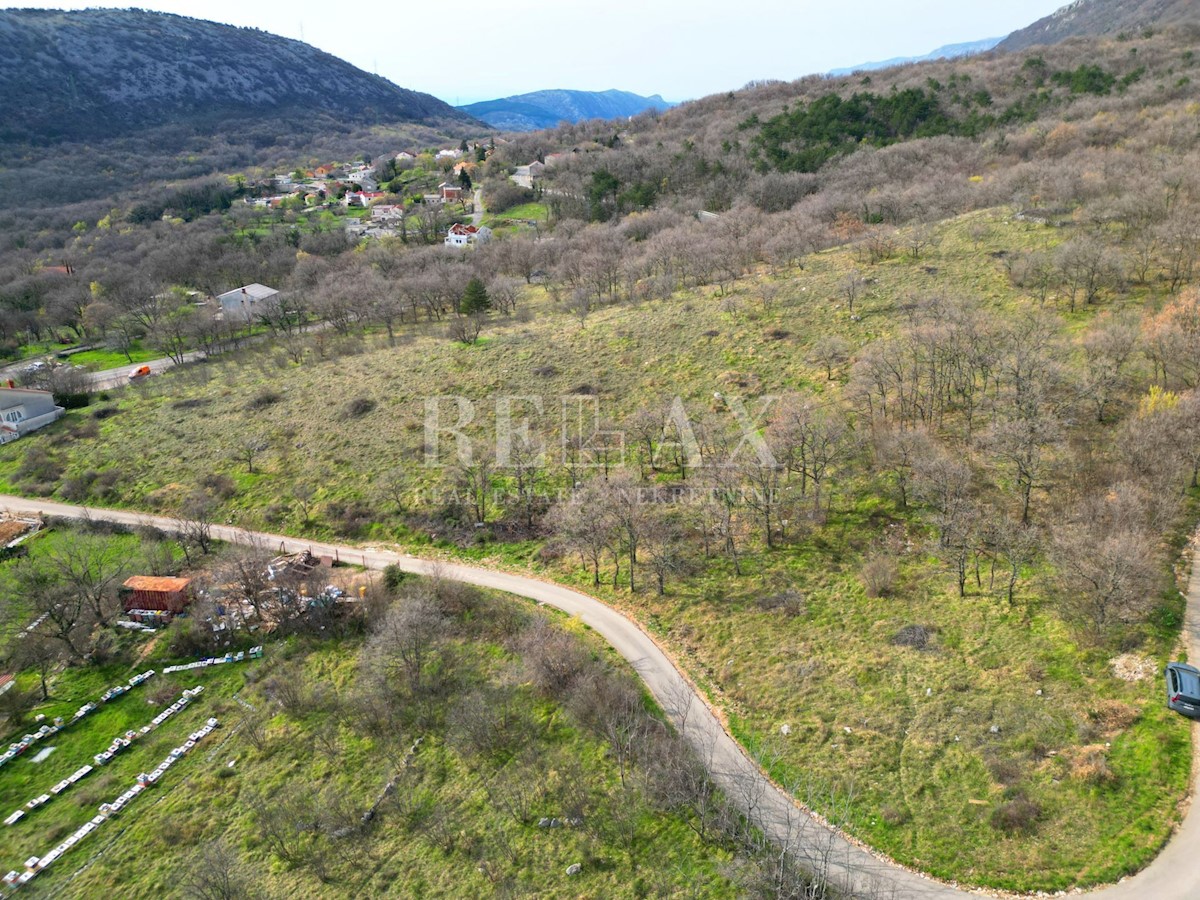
[122,576,191,593]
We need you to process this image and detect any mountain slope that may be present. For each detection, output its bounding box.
[0,8,475,142]
[828,37,1003,76]
[998,0,1200,51]
[459,89,674,132]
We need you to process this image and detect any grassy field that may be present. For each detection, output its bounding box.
[0,583,737,898]
[0,207,1194,890]
[8,342,161,370]
[483,201,550,228]
[0,525,186,658]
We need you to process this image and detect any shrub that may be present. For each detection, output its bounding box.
[861,552,899,597]
[1071,745,1117,785]
[757,588,807,617]
[15,446,62,493]
[891,624,935,650]
[247,390,282,410]
[324,499,376,537]
[200,473,238,500]
[986,755,1024,787]
[344,397,376,418]
[382,564,409,593]
[880,804,910,826]
[991,793,1042,834]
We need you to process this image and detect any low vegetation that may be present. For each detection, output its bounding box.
[2,205,1197,888]
[1,528,779,897]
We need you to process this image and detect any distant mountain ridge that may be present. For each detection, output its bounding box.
[828,37,1003,76]
[0,8,475,142]
[458,89,675,132]
[997,0,1200,51]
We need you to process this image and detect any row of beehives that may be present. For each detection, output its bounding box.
[162,646,262,675]
[4,687,204,828]
[1,670,156,772]
[2,718,221,890]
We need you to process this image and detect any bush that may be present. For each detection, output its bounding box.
[200,472,238,500]
[880,804,910,826]
[382,564,409,593]
[323,499,376,537]
[344,397,376,418]
[55,391,91,409]
[861,552,899,597]
[247,390,282,410]
[991,793,1042,834]
[1071,746,1117,785]
[757,588,807,617]
[891,624,935,650]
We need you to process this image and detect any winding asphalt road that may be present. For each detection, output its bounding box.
[2,494,1197,899]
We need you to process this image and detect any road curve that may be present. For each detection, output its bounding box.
[2,494,1196,899]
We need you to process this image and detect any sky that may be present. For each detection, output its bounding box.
[5,1,1070,105]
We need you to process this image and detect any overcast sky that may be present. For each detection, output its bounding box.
[7,1,1068,104]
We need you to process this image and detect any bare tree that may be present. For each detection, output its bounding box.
[175,489,217,562]
[807,335,850,380]
[1080,311,1141,423]
[597,472,651,591]
[364,592,447,698]
[42,529,128,625]
[11,632,61,701]
[549,480,615,586]
[1054,514,1161,642]
[183,837,252,900]
[234,435,268,475]
[840,271,864,315]
[16,562,90,660]
[453,457,495,525]
[1056,235,1121,311]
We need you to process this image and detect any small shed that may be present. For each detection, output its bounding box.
[121,576,192,614]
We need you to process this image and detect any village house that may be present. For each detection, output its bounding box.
[0,387,65,444]
[439,182,463,202]
[394,150,415,162]
[371,204,405,222]
[444,223,492,248]
[343,191,386,208]
[216,283,279,322]
[435,148,463,161]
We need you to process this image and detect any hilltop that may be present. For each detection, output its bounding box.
[459,89,674,132]
[0,8,476,143]
[828,37,1002,75]
[998,0,1200,50]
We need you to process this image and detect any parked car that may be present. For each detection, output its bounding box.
[1165,661,1200,718]
[128,365,152,381]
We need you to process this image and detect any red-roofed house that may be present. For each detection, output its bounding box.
[444,223,493,248]
[121,576,193,614]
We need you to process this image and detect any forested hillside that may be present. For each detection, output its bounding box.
[0,8,473,142]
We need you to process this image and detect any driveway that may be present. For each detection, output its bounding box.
[1,493,1196,899]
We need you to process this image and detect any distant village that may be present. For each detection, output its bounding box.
[246,143,502,246]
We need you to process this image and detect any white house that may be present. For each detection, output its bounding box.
[372,204,405,222]
[0,388,64,444]
[444,223,492,248]
[216,284,280,322]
